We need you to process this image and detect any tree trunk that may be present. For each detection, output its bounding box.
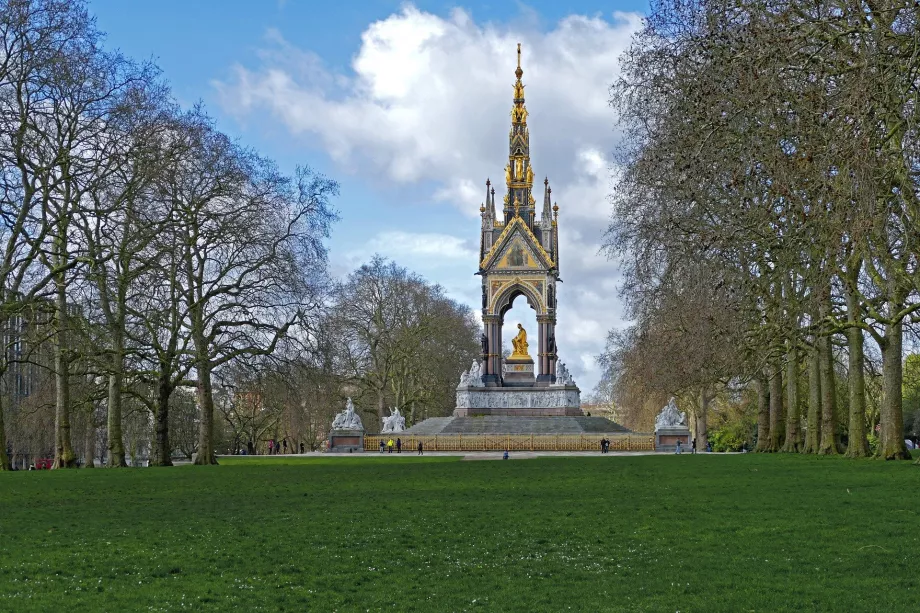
[0,393,11,471]
[877,320,910,460]
[153,365,173,467]
[84,412,96,468]
[768,362,784,452]
[817,333,839,455]
[106,335,128,467]
[803,346,821,454]
[844,321,869,458]
[755,373,771,452]
[695,388,709,451]
[782,342,802,452]
[377,389,387,431]
[193,356,218,465]
[53,277,77,469]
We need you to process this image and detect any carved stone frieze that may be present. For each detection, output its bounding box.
[456,388,580,410]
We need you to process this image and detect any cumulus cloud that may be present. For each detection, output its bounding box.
[214,4,641,390]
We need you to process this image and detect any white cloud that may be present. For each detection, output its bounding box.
[345,230,477,266]
[215,4,640,391]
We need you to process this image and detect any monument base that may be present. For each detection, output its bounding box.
[655,427,691,452]
[328,430,365,453]
[455,385,580,416]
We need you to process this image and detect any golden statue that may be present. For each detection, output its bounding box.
[513,81,525,99]
[515,158,523,178]
[519,106,528,123]
[526,164,533,185]
[505,164,511,184]
[510,324,529,358]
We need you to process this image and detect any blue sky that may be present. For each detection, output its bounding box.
[88,0,650,391]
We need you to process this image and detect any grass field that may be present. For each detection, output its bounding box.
[1,453,918,612]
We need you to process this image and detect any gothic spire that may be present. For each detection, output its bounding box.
[506,43,533,225]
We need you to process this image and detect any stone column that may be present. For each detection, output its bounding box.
[547,319,557,382]
[536,315,553,385]
[482,315,502,386]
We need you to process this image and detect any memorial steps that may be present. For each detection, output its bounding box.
[404,415,629,435]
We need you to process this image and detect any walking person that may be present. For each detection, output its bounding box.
[396,438,402,453]
[417,441,423,455]
[691,438,697,454]
[387,439,394,453]
[282,439,288,454]
[300,442,305,454]
[379,440,385,453]
[268,440,274,455]
[675,440,682,455]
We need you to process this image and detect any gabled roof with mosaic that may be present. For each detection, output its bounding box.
[480,214,554,271]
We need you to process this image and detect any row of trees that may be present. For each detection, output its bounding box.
[601,0,920,461]
[0,2,479,470]
[0,0,339,469]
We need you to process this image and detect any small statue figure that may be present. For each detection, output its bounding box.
[526,164,534,185]
[515,158,523,179]
[505,164,512,184]
[510,323,529,357]
[480,333,489,356]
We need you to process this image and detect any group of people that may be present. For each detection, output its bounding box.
[675,438,714,454]
[257,439,305,455]
[379,438,425,455]
[599,438,614,454]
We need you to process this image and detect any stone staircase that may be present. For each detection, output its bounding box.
[403,415,630,435]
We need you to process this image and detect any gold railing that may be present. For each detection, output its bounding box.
[363,433,654,452]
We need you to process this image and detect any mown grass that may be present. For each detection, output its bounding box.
[1,453,918,612]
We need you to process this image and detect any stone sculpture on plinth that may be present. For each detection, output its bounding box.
[329,398,365,452]
[381,408,406,433]
[654,397,691,452]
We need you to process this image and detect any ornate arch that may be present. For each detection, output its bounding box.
[491,280,545,319]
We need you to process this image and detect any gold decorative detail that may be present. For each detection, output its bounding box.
[505,164,511,185]
[515,158,523,178]
[510,323,530,359]
[480,202,486,213]
[513,196,521,216]
[526,164,533,185]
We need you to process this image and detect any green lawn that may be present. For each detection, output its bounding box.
[1,454,918,612]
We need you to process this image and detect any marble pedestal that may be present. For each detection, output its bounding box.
[502,357,535,387]
[454,385,581,416]
[655,426,691,452]
[328,430,365,453]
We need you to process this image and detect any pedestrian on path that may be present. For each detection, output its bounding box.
[675,440,682,454]
[417,441,423,455]
[300,442,305,454]
[691,438,697,454]
[379,440,385,453]
[503,449,509,460]
[282,439,288,454]
[387,439,394,453]
[396,438,402,453]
